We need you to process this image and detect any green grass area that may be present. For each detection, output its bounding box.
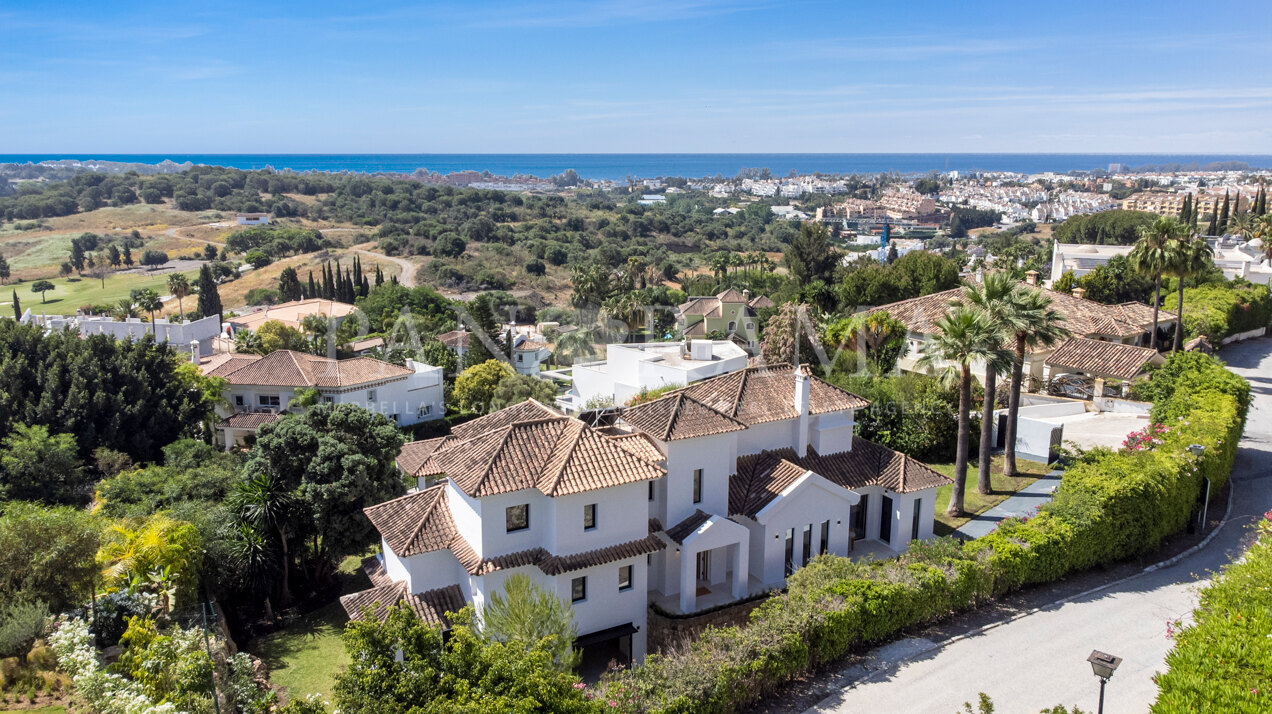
[929,455,1052,536]
[4,269,199,316]
[2,232,80,271]
[247,554,370,703]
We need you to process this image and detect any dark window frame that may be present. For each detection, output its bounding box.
[571,576,587,602]
[505,504,530,533]
[618,565,633,591]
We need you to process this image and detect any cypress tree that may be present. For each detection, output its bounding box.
[1206,209,1218,236]
[11,290,20,320]
[1179,194,1191,225]
[1190,201,1199,232]
[196,264,223,325]
[307,270,317,299]
[322,262,334,299]
[1219,190,1230,229]
[375,265,384,286]
[1256,186,1266,216]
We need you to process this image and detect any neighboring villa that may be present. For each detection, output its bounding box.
[436,329,471,362]
[512,334,552,376]
[559,339,749,412]
[868,272,1177,391]
[27,313,222,359]
[1050,238,1272,286]
[676,289,775,352]
[236,212,270,226]
[227,298,356,336]
[203,349,444,449]
[344,364,950,669]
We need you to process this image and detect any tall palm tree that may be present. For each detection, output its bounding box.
[167,273,191,323]
[554,327,597,366]
[918,307,1012,517]
[228,472,295,606]
[957,273,1018,496]
[1167,232,1215,352]
[1002,288,1070,478]
[1130,217,1187,350]
[134,288,163,336]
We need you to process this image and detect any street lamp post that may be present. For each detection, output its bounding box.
[1087,650,1122,714]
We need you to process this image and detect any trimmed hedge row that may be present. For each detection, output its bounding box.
[1179,281,1272,342]
[600,352,1250,713]
[1151,515,1272,712]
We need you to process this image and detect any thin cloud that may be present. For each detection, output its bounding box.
[467,0,774,28]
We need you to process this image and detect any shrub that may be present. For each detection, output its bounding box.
[1179,282,1272,342]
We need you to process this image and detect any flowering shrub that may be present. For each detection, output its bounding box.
[48,617,177,714]
[1122,422,1170,451]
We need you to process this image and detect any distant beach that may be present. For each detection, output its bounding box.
[2,153,1269,181]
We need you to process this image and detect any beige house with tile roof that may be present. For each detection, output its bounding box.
[676,288,774,352]
[867,280,1176,389]
[349,365,949,668]
[207,349,444,449]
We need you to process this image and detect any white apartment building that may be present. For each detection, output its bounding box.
[346,364,950,670]
[204,349,444,449]
[560,339,749,412]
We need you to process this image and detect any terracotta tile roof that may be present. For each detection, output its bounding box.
[340,581,465,627]
[1044,337,1164,379]
[515,339,549,352]
[451,535,664,577]
[212,350,413,387]
[676,364,869,426]
[648,517,664,534]
[449,399,561,440]
[748,295,776,309]
[867,281,1168,340]
[715,288,748,303]
[676,292,769,318]
[229,299,356,332]
[664,510,712,544]
[605,432,666,463]
[363,484,462,557]
[620,393,748,441]
[730,438,951,517]
[203,354,262,377]
[217,412,283,429]
[397,437,452,475]
[437,330,471,349]
[683,321,707,337]
[349,337,384,352]
[678,297,721,316]
[418,406,664,497]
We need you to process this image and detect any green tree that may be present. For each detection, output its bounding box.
[242,404,405,581]
[784,222,838,287]
[761,302,820,366]
[825,311,908,375]
[96,513,203,612]
[255,319,308,354]
[140,249,169,268]
[481,573,579,670]
[0,423,86,503]
[490,373,557,410]
[335,605,595,714]
[1002,288,1070,478]
[11,290,20,320]
[31,279,55,303]
[917,307,1011,516]
[134,287,163,335]
[1130,217,1187,350]
[278,266,304,302]
[453,359,515,412]
[0,501,99,612]
[196,264,223,324]
[228,472,296,608]
[958,273,1020,495]
[0,253,9,283]
[1166,232,1215,352]
[552,328,597,366]
[167,273,192,322]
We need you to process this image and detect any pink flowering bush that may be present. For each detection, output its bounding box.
[1122,422,1170,451]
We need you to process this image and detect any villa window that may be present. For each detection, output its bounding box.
[571,576,587,602]
[367,389,377,402]
[234,395,244,407]
[801,523,813,566]
[505,504,529,533]
[583,503,597,531]
[417,404,431,418]
[322,396,334,404]
[618,565,632,591]
[692,469,703,504]
[727,321,737,331]
[258,394,280,408]
[648,481,655,501]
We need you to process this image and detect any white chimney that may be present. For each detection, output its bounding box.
[794,365,811,457]
[690,339,712,361]
[189,339,200,364]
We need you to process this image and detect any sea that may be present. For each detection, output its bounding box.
[2,153,1270,180]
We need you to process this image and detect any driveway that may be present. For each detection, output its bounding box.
[808,337,1272,714]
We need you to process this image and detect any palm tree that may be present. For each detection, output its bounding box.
[554,327,597,366]
[918,307,1012,517]
[134,288,163,336]
[957,273,1019,495]
[1167,232,1215,352]
[1130,217,1187,350]
[228,472,295,607]
[1002,289,1070,478]
[167,273,191,323]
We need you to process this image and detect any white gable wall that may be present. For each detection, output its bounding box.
[750,474,857,586]
[661,434,736,526]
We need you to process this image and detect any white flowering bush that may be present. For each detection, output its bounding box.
[48,616,177,714]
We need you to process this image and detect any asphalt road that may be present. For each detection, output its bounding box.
[808,337,1272,714]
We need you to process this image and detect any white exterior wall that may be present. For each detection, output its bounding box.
[661,435,736,526]
[223,364,444,428]
[810,412,855,455]
[748,477,857,586]
[735,419,797,457]
[471,488,552,560]
[547,482,649,557]
[572,362,613,406]
[383,542,467,594]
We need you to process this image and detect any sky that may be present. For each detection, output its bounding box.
[1,0,1270,153]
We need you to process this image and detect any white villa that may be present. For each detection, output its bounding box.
[512,334,552,376]
[1050,238,1272,286]
[28,313,222,358]
[343,364,950,668]
[203,350,444,449]
[559,339,749,412]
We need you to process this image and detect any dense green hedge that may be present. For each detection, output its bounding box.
[1151,516,1272,713]
[599,352,1250,712]
[1180,282,1272,342]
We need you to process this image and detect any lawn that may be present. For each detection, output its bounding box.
[246,554,371,703]
[928,455,1052,536]
[3,269,200,316]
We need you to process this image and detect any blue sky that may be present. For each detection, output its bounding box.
[1,0,1269,153]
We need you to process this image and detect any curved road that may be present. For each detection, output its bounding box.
[809,337,1272,714]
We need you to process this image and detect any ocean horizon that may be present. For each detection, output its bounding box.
[3,153,1269,181]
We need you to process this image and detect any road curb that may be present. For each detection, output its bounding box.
[809,475,1237,711]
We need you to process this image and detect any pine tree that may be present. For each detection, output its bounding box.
[11,290,19,320]
[196,264,223,324]
[0,253,9,284]
[1219,190,1230,230]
